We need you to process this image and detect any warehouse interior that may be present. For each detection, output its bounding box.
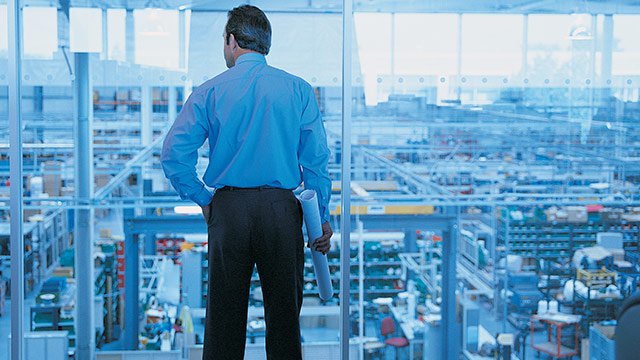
[2,0,640,359]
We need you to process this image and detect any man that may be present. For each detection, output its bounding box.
[161,5,333,360]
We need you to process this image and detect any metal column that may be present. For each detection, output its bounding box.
[125,10,135,64]
[502,209,510,331]
[8,0,24,359]
[123,208,140,349]
[456,14,463,101]
[340,0,353,358]
[441,218,459,360]
[601,15,613,83]
[168,86,177,123]
[141,86,153,147]
[34,87,43,112]
[178,10,187,70]
[74,52,95,360]
[102,10,108,61]
[404,229,417,252]
[144,233,156,256]
[601,15,617,158]
[390,13,395,94]
[522,14,528,78]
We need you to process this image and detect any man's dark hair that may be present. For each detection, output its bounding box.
[225,5,272,55]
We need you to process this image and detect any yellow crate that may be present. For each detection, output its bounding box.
[576,268,617,288]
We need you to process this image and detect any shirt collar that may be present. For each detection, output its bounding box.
[236,52,267,65]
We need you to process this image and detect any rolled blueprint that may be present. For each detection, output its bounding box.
[299,189,334,301]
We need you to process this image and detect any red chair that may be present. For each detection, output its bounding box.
[380,317,409,359]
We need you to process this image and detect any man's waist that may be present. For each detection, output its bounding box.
[217,185,289,192]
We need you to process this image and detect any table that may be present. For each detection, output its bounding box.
[530,313,581,359]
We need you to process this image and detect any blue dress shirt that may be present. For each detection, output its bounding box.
[161,53,332,222]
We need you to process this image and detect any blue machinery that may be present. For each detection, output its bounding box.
[123,210,460,360]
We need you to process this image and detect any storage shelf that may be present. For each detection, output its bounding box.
[499,216,639,264]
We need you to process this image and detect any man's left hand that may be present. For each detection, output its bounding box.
[308,221,332,255]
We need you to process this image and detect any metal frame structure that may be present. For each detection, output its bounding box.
[8,0,24,359]
[340,0,353,357]
[122,210,459,360]
[74,52,95,360]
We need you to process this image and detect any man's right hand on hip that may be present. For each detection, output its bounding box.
[202,203,211,223]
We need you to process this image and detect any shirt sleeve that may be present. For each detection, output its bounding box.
[161,91,213,207]
[298,85,332,223]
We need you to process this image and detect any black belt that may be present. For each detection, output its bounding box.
[218,185,283,192]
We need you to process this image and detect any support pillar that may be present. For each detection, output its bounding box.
[601,15,613,85]
[340,0,353,358]
[168,86,177,123]
[141,86,152,147]
[34,86,43,112]
[144,233,156,256]
[178,10,187,70]
[441,214,459,360]
[123,208,140,350]
[74,52,95,360]
[101,10,108,60]
[354,149,365,181]
[404,229,417,253]
[522,15,528,78]
[456,14,463,101]
[125,10,135,64]
[8,0,25,358]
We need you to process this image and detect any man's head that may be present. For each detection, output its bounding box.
[223,5,272,68]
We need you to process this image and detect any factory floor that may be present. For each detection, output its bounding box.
[0,311,552,360]
[0,209,571,359]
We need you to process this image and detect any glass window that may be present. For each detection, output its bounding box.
[354,13,392,105]
[188,11,227,81]
[107,9,126,61]
[134,8,179,68]
[269,13,342,86]
[23,6,58,59]
[527,14,571,78]
[394,13,458,76]
[613,15,640,75]
[461,14,523,75]
[69,7,103,53]
[0,5,7,58]
[350,4,638,360]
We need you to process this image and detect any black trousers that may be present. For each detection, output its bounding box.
[202,187,304,360]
